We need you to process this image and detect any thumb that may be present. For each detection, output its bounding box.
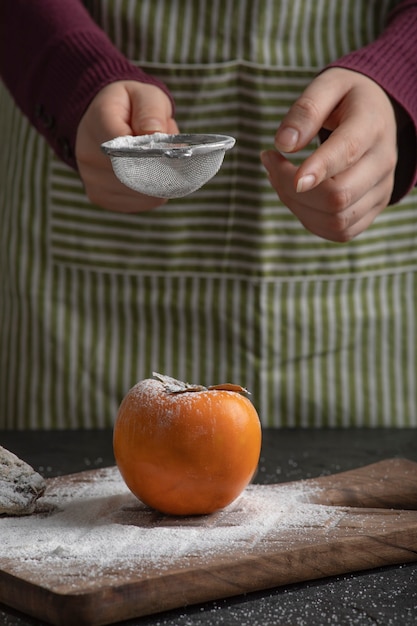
[128,82,178,135]
[274,69,349,153]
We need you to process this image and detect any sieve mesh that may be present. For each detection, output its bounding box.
[101,133,236,199]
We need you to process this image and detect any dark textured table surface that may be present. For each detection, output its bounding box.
[1,428,417,626]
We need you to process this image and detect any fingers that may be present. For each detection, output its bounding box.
[274,69,347,153]
[265,68,398,240]
[261,150,394,242]
[79,162,168,213]
[127,82,178,135]
[294,121,367,194]
[75,81,179,213]
[274,69,397,193]
[85,81,177,139]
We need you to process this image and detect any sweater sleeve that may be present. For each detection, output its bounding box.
[326,0,417,203]
[0,0,174,169]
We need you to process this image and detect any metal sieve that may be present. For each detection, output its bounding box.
[101,133,236,199]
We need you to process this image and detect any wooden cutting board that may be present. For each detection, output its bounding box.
[1,458,417,626]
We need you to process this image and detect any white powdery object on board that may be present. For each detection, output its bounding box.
[0,445,46,515]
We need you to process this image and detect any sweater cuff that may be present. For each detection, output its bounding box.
[30,31,174,169]
[326,6,417,203]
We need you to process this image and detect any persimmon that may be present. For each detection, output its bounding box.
[113,373,262,516]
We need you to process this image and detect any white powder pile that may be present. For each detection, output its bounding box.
[0,467,342,593]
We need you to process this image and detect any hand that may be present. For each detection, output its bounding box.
[75,81,179,213]
[261,68,398,242]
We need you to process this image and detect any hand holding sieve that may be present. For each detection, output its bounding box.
[101,133,236,199]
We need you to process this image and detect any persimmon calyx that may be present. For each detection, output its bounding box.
[152,372,249,395]
[152,372,205,393]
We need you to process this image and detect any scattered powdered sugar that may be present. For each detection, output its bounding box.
[0,466,343,593]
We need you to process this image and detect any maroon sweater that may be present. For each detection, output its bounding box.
[1,0,417,202]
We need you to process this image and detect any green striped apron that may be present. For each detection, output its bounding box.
[1,0,416,428]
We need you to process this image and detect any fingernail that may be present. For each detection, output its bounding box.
[275,127,299,151]
[138,119,165,134]
[296,174,316,193]
[260,150,273,171]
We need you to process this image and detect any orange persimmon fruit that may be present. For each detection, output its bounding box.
[113,373,262,516]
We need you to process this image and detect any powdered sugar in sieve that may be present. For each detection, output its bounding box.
[101,133,236,199]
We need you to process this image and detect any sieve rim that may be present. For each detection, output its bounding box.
[101,133,236,159]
